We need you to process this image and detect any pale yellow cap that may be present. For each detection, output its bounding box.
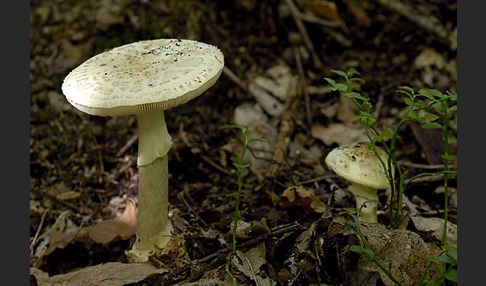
[325,142,391,189]
[62,39,224,116]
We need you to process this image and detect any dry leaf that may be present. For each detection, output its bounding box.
[280,186,326,213]
[343,0,371,27]
[337,95,359,123]
[87,199,137,244]
[411,216,457,252]
[297,0,343,22]
[311,123,367,146]
[45,199,137,255]
[31,262,167,286]
[56,190,81,200]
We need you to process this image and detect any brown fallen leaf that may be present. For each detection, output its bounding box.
[343,0,371,27]
[45,199,137,255]
[297,0,343,22]
[86,198,137,244]
[409,122,444,165]
[327,220,441,286]
[280,186,326,213]
[30,262,167,286]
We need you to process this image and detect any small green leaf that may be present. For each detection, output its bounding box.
[334,83,349,92]
[226,192,238,198]
[404,97,413,106]
[398,86,415,94]
[444,268,457,282]
[448,105,457,112]
[344,92,367,101]
[422,122,442,129]
[441,153,457,161]
[248,138,266,144]
[447,137,457,145]
[419,88,443,99]
[331,69,347,78]
[347,68,359,76]
[430,255,456,265]
[324,77,336,87]
[423,112,440,122]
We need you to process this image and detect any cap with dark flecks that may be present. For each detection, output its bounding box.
[62,39,224,116]
[325,142,391,190]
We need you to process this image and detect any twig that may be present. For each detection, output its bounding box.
[295,174,338,185]
[31,188,89,214]
[299,12,343,28]
[372,92,385,119]
[284,0,323,69]
[376,0,457,51]
[200,154,233,176]
[295,47,312,127]
[223,66,248,91]
[399,161,455,170]
[265,67,300,178]
[117,134,137,157]
[195,222,301,264]
[30,209,49,256]
[180,184,208,227]
[405,173,456,185]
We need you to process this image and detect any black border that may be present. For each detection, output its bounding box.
[2,1,30,285]
[458,1,482,285]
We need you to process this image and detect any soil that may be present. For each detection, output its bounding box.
[29,0,457,285]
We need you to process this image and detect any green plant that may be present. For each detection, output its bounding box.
[220,124,265,285]
[325,69,457,284]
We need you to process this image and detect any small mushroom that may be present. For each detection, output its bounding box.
[62,39,224,261]
[325,142,392,223]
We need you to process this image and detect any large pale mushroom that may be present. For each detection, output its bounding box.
[325,142,392,223]
[61,39,224,261]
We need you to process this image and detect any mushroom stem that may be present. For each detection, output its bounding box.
[348,183,379,223]
[128,110,173,261]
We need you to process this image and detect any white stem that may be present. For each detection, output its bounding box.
[127,110,173,262]
[348,183,379,223]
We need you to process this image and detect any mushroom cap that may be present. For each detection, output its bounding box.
[61,39,224,116]
[325,142,391,189]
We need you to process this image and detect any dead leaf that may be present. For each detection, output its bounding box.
[30,262,167,286]
[343,0,371,27]
[410,122,444,165]
[411,216,457,256]
[297,0,343,22]
[280,186,327,213]
[45,199,137,255]
[328,220,441,286]
[337,95,360,123]
[311,123,367,146]
[87,198,137,244]
[232,243,275,286]
[248,83,284,117]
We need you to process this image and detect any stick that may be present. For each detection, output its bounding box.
[295,47,312,127]
[285,0,323,69]
[265,68,300,178]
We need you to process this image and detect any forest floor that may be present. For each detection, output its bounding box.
[29,0,457,285]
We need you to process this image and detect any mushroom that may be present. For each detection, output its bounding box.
[325,142,392,223]
[61,39,224,261]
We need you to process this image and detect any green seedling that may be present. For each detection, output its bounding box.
[220,124,266,286]
[325,69,457,284]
